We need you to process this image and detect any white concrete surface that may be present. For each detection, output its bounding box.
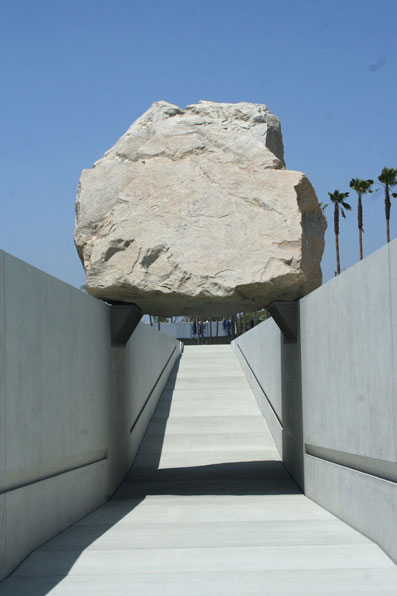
[232,318,283,455]
[300,241,397,563]
[232,240,397,564]
[233,316,304,488]
[0,250,182,580]
[1,345,396,594]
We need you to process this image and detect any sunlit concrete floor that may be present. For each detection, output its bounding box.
[1,345,397,595]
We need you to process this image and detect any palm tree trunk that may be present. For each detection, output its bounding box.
[216,319,219,337]
[149,315,153,326]
[157,317,161,331]
[358,194,363,260]
[385,184,391,243]
[334,204,340,275]
[335,233,340,274]
[243,312,247,333]
[196,315,200,345]
[359,228,363,261]
[209,317,212,344]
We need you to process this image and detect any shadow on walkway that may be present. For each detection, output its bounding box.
[0,357,299,596]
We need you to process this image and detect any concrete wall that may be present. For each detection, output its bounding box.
[232,318,283,454]
[0,250,182,580]
[232,315,304,489]
[233,240,397,562]
[300,241,397,563]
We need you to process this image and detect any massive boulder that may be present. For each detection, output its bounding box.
[74,100,326,316]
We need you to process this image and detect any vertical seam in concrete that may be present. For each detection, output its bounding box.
[126,326,131,436]
[1,253,7,571]
[387,245,397,459]
[127,344,131,435]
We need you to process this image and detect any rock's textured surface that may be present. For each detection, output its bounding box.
[74,100,326,316]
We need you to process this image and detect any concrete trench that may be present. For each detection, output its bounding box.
[1,345,397,595]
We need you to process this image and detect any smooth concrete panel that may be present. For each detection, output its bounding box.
[0,254,5,573]
[232,319,283,456]
[232,240,397,564]
[128,324,181,429]
[3,253,112,489]
[106,328,182,492]
[280,317,304,490]
[153,391,260,418]
[4,460,108,578]
[305,454,397,563]
[13,544,394,576]
[0,252,5,472]
[0,251,181,580]
[300,241,397,563]
[3,569,397,596]
[300,245,396,461]
[75,494,335,525]
[388,240,397,469]
[105,347,131,493]
[131,449,280,471]
[2,343,396,594]
[137,431,276,453]
[232,315,304,489]
[160,387,256,403]
[167,375,249,390]
[146,415,270,435]
[39,519,369,551]
[126,353,181,469]
[126,327,182,475]
[233,318,282,418]
[0,496,5,581]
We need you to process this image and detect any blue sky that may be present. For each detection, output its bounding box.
[1,0,397,290]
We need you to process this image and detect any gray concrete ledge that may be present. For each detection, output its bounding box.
[305,444,397,484]
[0,449,108,495]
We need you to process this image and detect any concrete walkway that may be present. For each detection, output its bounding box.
[1,345,397,595]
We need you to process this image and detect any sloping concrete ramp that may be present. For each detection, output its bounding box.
[1,346,397,595]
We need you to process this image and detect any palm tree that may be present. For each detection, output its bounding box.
[328,190,351,275]
[349,178,373,260]
[378,167,397,243]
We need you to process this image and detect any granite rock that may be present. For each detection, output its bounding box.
[74,100,326,316]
